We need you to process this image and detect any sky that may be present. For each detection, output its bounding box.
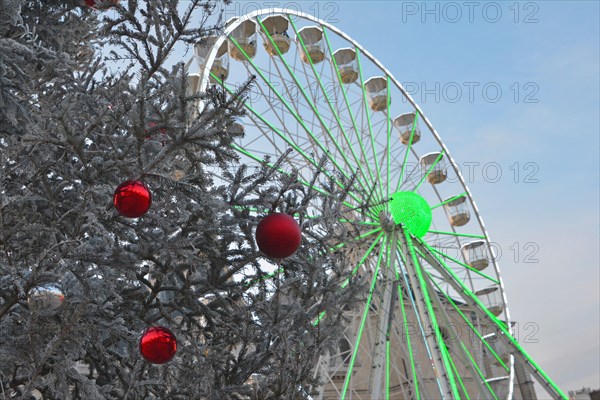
[169,0,600,395]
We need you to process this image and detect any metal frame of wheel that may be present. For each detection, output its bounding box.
[188,8,567,400]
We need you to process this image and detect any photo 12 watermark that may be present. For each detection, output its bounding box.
[400,81,540,104]
[399,2,540,24]
[222,1,340,23]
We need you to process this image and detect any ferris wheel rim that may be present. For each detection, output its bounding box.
[197,5,511,321]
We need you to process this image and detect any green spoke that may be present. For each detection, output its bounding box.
[428,230,486,239]
[355,49,384,214]
[331,227,382,253]
[221,39,369,210]
[431,192,468,209]
[339,230,384,288]
[413,149,445,192]
[385,338,391,400]
[461,343,500,400]
[396,111,420,192]
[426,246,499,285]
[321,26,382,206]
[429,275,509,373]
[402,229,461,399]
[313,232,384,327]
[272,17,377,204]
[391,251,421,400]
[321,27,382,200]
[418,239,569,399]
[443,343,470,400]
[340,241,386,400]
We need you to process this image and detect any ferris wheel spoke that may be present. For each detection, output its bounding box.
[324,26,384,202]
[428,230,487,239]
[225,38,368,203]
[230,32,375,206]
[429,275,510,374]
[431,192,469,209]
[399,229,462,399]
[415,239,569,399]
[419,264,494,399]
[394,111,420,193]
[259,16,382,206]
[214,75,373,211]
[390,247,422,399]
[393,239,452,398]
[424,245,500,285]
[355,49,386,210]
[340,242,385,400]
[413,149,445,192]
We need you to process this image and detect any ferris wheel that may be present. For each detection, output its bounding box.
[187,9,567,400]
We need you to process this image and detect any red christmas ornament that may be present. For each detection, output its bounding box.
[85,0,119,9]
[255,213,301,259]
[139,326,177,364]
[113,180,152,218]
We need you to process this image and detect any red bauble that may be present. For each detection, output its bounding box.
[113,180,152,218]
[255,213,301,259]
[139,326,177,364]
[85,0,119,9]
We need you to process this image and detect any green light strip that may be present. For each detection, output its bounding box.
[331,227,382,253]
[403,230,461,399]
[431,192,468,209]
[339,231,384,288]
[461,342,499,400]
[443,342,469,400]
[222,38,367,209]
[321,27,380,201]
[426,246,499,284]
[414,150,445,192]
[312,310,327,327]
[340,243,386,400]
[396,111,420,193]
[427,271,508,399]
[278,17,377,204]
[428,230,486,239]
[313,233,384,326]
[419,239,568,399]
[355,49,384,214]
[392,244,422,399]
[427,272,508,372]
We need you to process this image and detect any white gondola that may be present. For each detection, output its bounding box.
[444,195,470,227]
[333,48,358,84]
[419,152,446,184]
[259,15,291,56]
[194,36,229,83]
[475,286,503,316]
[296,26,325,64]
[227,18,257,61]
[364,77,388,111]
[461,240,489,271]
[393,112,421,145]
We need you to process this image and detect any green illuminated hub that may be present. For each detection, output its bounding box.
[389,191,432,237]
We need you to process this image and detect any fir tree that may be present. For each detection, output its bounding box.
[0,1,363,399]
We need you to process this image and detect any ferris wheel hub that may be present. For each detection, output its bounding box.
[388,191,432,237]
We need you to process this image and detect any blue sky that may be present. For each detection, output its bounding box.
[172,0,599,394]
